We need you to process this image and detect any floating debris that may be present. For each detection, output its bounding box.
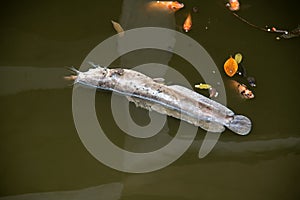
[225,53,256,97]
[224,57,238,77]
[247,76,256,87]
[183,13,192,32]
[195,83,218,98]
[228,9,293,39]
[209,87,219,98]
[234,53,243,64]
[267,26,288,34]
[279,25,300,39]
[195,83,212,89]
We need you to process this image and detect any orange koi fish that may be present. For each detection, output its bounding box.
[183,13,192,32]
[227,0,240,11]
[147,1,184,12]
[231,80,254,99]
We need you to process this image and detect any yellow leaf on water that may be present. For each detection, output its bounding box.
[234,53,243,64]
[195,83,212,89]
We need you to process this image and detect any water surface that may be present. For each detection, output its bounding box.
[0,0,299,199]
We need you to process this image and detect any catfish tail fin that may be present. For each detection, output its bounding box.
[227,115,252,135]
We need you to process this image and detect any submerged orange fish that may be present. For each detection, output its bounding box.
[183,13,192,32]
[147,1,184,12]
[231,80,254,99]
[224,56,238,77]
[227,0,240,11]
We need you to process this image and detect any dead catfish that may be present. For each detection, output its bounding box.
[66,64,252,135]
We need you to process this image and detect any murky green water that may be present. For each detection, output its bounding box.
[1,0,299,199]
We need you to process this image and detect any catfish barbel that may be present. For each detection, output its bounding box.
[66,63,252,135]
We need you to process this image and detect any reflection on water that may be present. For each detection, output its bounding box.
[0,67,67,96]
[0,183,123,200]
[118,0,177,157]
[120,0,176,30]
[119,0,176,67]
[0,0,299,199]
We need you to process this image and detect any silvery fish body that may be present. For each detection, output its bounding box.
[70,65,251,135]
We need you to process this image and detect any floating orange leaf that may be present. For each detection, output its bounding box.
[224,57,238,77]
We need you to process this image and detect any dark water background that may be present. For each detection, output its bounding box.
[0,0,299,199]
